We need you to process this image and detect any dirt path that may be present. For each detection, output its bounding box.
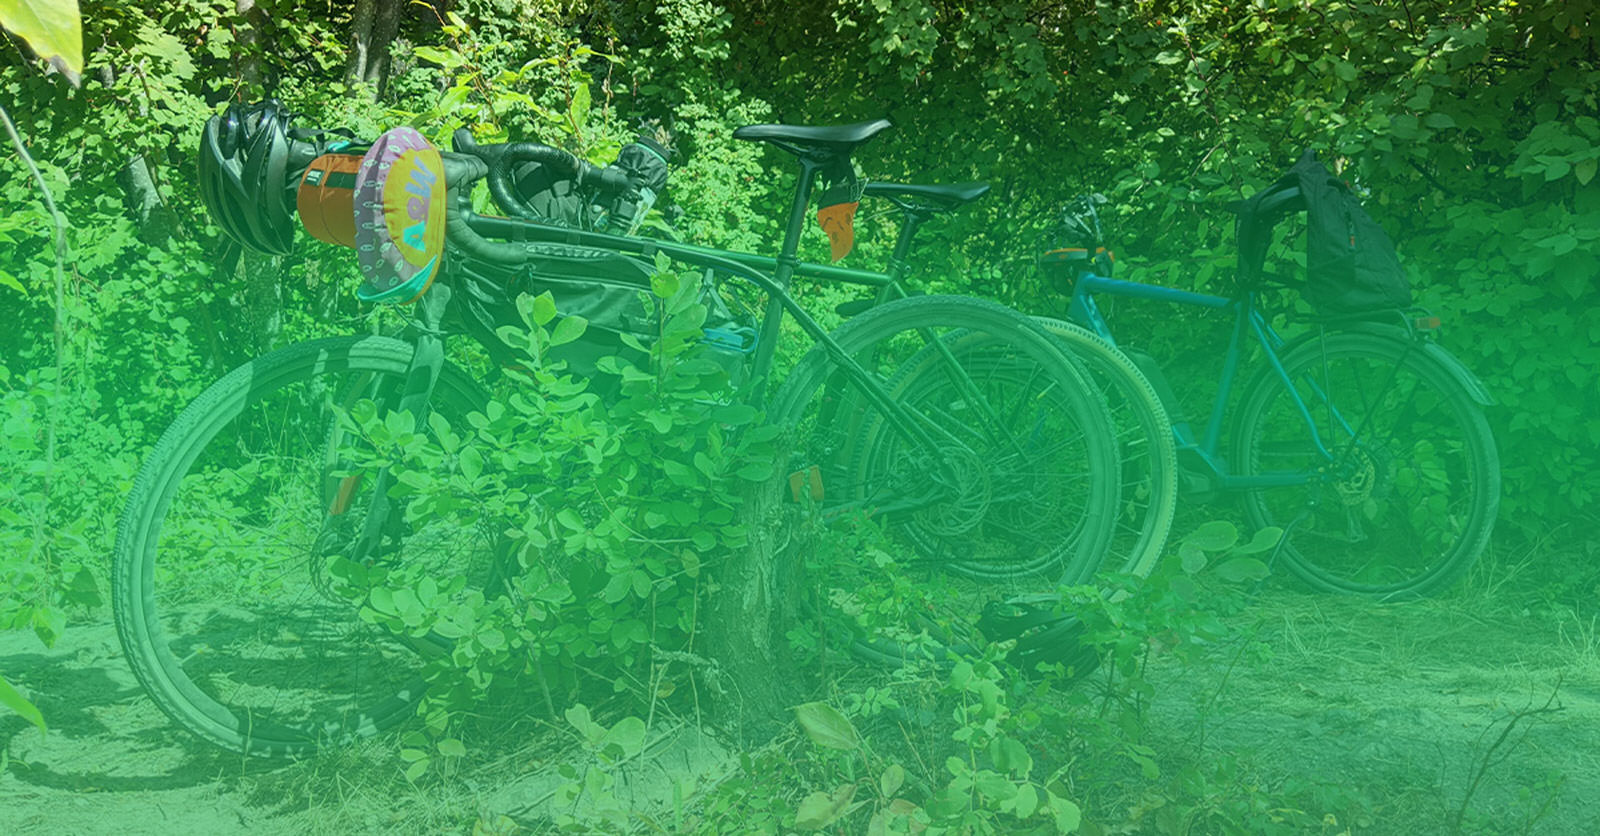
[1143,593,1600,834]
[5,594,1598,834]
[0,621,319,835]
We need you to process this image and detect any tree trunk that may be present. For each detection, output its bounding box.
[235,0,265,92]
[343,0,377,86]
[346,0,405,98]
[238,247,283,354]
[698,462,804,744]
[116,154,176,245]
[229,0,281,352]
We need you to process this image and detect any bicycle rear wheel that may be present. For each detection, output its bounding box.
[1233,330,1499,598]
[768,296,1121,663]
[112,336,495,757]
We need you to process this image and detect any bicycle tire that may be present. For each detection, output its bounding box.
[113,336,494,757]
[767,295,1121,664]
[1031,318,1176,578]
[1232,330,1499,598]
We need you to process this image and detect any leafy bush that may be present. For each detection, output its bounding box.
[330,267,779,776]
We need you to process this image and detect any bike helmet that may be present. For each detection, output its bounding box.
[977,596,1102,679]
[197,99,323,255]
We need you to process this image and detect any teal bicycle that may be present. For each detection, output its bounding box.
[1036,182,1501,599]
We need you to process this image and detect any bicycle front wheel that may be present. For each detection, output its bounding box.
[112,336,495,757]
[1233,331,1499,598]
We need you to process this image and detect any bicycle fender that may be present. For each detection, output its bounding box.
[1278,323,1495,407]
[1417,341,1494,407]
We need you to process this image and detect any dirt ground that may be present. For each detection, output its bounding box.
[4,589,1598,835]
[1142,592,1600,834]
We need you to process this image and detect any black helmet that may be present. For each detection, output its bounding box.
[197,99,323,255]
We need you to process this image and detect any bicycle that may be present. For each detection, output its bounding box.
[112,112,1125,756]
[845,182,1179,583]
[1034,184,1500,599]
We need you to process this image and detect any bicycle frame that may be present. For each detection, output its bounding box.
[340,150,1071,563]
[1063,271,1350,492]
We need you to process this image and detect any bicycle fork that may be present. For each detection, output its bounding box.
[333,286,454,567]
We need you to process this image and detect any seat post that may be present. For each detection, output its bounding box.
[775,157,824,275]
[889,209,925,269]
[750,156,823,393]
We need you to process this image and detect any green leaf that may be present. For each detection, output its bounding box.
[1047,791,1082,832]
[989,735,1033,777]
[0,674,45,735]
[1576,158,1598,186]
[602,571,632,603]
[555,508,584,531]
[1178,541,1207,574]
[600,716,646,759]
[795,702,859,750]
[369,586,397,615]
[550,315,589,347]
[1423,111,1455,129]
[1183,520,1238,551]
[565,703,604,745]
[458,445,483,482]
[412,45,459,68]
[1012,781,1039,818]
[650,271,680,300]
[794,784,856,831]
[1213,557,1271,583]
[437,738,467,757]
[879,762,905,797]
[520,291,557,327]
[1232,526,1283,555]
[975,770,1017,802]
[0,269,24,295]
[0,0,83,85]
[569,83,591,130]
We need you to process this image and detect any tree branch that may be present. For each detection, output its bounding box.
[0,100,68,563]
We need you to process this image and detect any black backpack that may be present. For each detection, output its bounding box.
[1234,150,1412,315]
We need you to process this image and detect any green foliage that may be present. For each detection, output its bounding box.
[332,272,778,775]
[0,0,82,83]
[0,0,1592,813]
[0,671,45,735]
[682,519,1361,834]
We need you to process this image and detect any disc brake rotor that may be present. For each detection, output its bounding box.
[910,442,991,537]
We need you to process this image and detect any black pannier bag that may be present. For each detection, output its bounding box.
[1234,150,1412,315]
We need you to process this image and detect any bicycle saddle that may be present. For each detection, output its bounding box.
[733,119,892,154]
[862,181,991,212]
